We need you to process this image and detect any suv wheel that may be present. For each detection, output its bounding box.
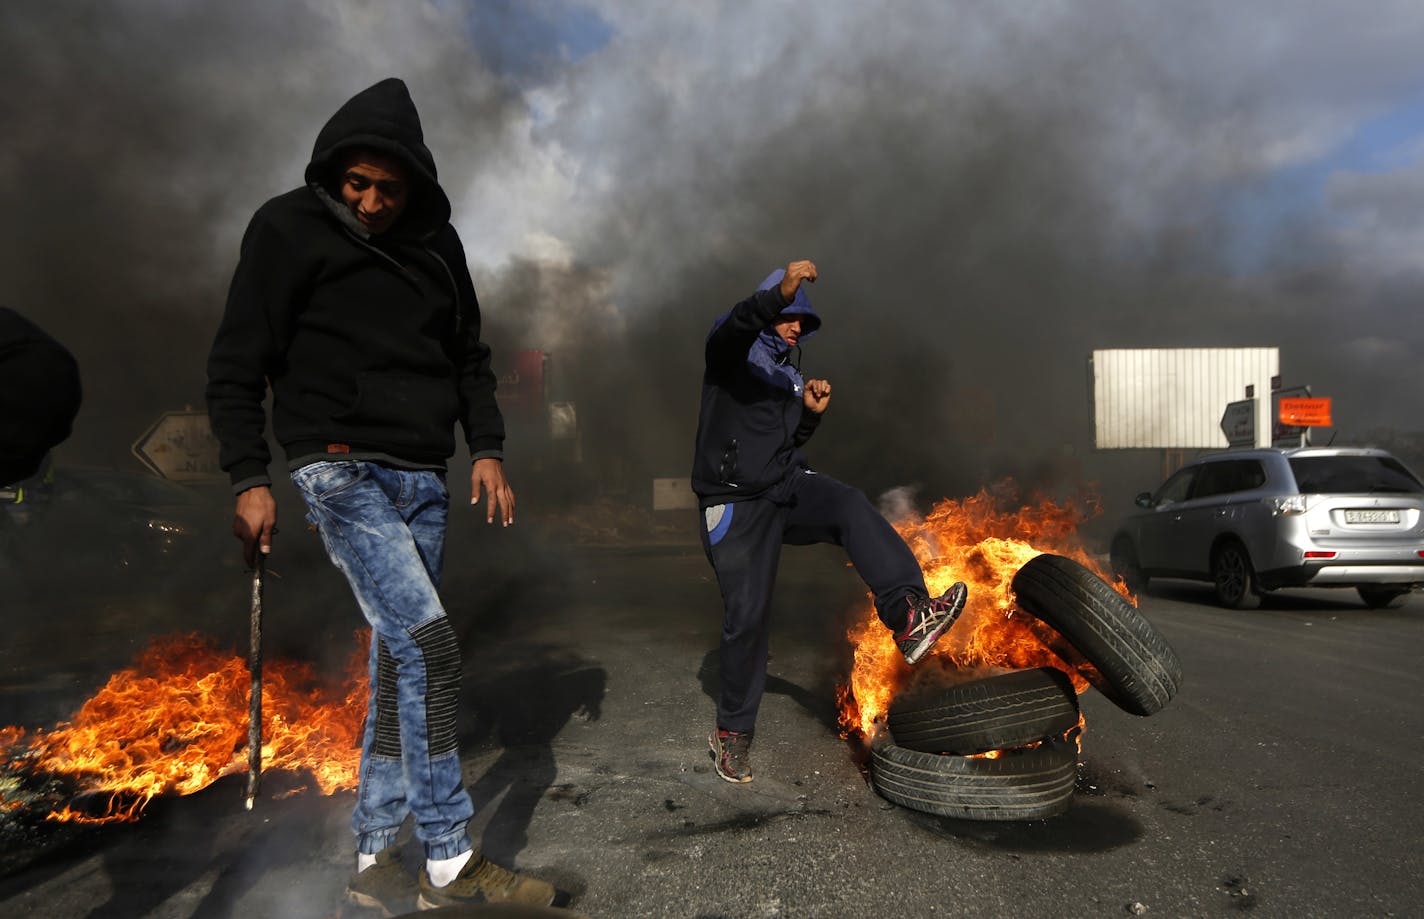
[1211,540,1262,610]
[1357,585,1410,609]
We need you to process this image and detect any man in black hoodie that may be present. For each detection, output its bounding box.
[693,261,969,784]
[206,79,555,912]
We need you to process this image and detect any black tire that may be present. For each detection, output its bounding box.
[1110,536,1147,593]
[1010,553,1181,716]
[1357,585,1410,609]
[1211,539,1262,610]
[869,735,1077,821]
[887,668,1080,755]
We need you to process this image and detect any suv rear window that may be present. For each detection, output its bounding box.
[1192,459,1266,499]
[1288,455,1424,494]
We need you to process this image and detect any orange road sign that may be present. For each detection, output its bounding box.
[1278,397,1332,427]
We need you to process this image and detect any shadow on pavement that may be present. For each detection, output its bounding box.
[1143,578,1419,614]
[695,649,843,737]
[901,798,1143,854]
[461,648,606,872]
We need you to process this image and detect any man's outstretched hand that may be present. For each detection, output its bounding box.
[780,259,817,301]
[471,457,515,526]
[804,378,831,414]
[233,485,277,569]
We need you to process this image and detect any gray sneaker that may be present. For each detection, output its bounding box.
[895,582,968,664]
[417,851,557,909]
[708,728,753,783]
[343,846,416,918]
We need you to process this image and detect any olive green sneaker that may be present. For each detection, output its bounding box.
[342,846,417,917]
[416,852,557,909]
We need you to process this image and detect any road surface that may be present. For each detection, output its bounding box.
[1,525,1420,917]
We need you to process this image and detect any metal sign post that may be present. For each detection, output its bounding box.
[1271,386,1314,448]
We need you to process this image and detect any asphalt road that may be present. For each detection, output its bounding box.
[2,523,1422,918]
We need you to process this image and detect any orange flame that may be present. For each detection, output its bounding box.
[0,632,368,823]
[837,482,1131,742]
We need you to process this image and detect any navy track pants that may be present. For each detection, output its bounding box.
[699,470,927,733]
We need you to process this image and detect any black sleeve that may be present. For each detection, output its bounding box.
[704,286,789,370]
[204,208,301,491]
[792,405,822,447]
[437,227,505,460]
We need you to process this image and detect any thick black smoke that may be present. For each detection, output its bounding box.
[0,1,521,470]
[2,0,1420,523]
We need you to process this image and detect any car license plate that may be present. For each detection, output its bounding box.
[1344,509,1399,524]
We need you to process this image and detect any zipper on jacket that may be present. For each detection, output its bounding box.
[426,248,463,337]
[344,228,462,337]
[343,228,418,281]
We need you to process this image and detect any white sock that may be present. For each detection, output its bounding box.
[426,849,474,887]
[356,852,377,873]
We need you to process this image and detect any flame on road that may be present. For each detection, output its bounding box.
[0,632,367,823]
[837,484,1131,742]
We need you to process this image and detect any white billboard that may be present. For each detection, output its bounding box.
[1090,348,1280,450]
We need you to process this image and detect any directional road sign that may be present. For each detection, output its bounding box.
[132,411,223,481]
[1220,399,1256,449]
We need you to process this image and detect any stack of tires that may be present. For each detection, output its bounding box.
[870,554,1182,821]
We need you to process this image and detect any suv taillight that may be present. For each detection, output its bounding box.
[1264,495,1307,516]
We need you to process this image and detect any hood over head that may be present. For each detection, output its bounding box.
[756,268,822,336]
[304,78,451,238]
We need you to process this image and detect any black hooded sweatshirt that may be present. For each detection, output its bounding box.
[206,78,503,493]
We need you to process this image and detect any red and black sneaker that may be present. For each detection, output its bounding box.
[708,728,753,783]
[895,581,968,664]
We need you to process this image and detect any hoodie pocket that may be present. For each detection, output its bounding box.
[336,371,458,449]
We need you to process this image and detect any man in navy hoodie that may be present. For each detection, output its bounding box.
[206,79,557,911]
[693,260,968,783]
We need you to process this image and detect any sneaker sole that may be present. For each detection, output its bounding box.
[707,731,752,783]
[415,894,558,906]
[416,889,555,910]
[901,586,967,665]
[343,890,401,917]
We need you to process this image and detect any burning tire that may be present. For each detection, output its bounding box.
[869,735,1077,821]
[886,668,1079,755]
[1010,553,1181,717]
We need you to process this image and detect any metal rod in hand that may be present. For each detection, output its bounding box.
[245,552,264,810]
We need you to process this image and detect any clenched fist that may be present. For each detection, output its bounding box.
[804,378,831,414]
[780,260,817,301]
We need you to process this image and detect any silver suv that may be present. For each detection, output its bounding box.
[1110,447,1424,609]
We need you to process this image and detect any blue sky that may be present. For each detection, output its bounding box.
[1223,92,1424,271]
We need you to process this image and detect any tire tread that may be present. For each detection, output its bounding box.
[1010,554,1182,716]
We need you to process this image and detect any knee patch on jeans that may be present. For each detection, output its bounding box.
[411,617,461,757]
[373,638,402,758]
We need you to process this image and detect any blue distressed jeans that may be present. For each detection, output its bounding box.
[292,460,473,860]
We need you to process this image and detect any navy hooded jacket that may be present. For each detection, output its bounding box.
[691,269,824,505]
[205,78,504,493]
